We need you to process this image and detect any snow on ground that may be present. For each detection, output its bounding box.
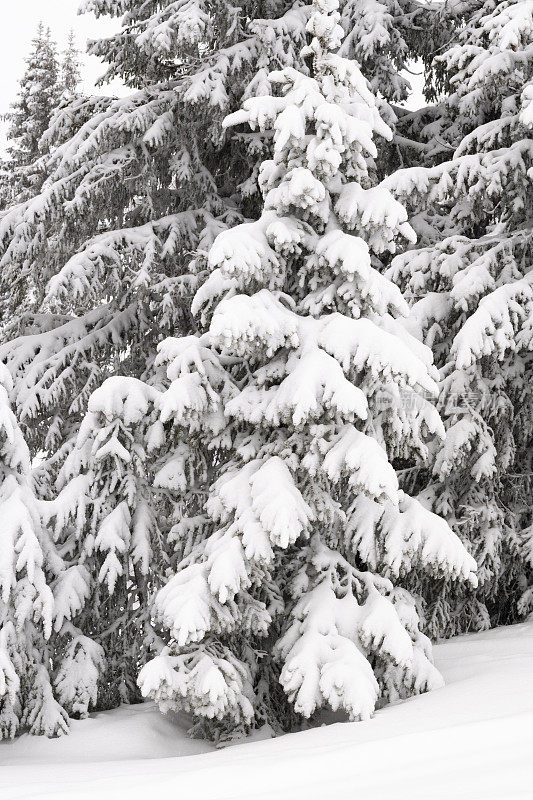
[0,703,214,766]
[1,621,532,800]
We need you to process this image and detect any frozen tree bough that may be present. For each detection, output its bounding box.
[138,0,477,741]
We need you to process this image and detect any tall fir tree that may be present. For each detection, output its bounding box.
[4,23,60,204]
[60,31,82,99]
[386,0,533,635]
[53,376,164,710]
[0,363,88,738]
[138,0,477,741]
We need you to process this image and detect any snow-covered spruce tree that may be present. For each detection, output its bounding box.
[60,31,82,99]
[386,0,533,635]
[52,376,165,710]
[4,23,60,204]
[0,363,90,738]
[138,0,477,740]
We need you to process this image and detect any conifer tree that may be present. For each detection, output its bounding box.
[0,364,88,738]
[61,31,82,99]
[386,0,533,635]
[138,0,477,740]
[53,376,164,710]
[4,24,60,203]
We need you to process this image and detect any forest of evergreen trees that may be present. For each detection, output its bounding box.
[0,0,531,742]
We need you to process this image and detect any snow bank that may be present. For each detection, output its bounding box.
[0,703,213,767]
[1,622,532,799]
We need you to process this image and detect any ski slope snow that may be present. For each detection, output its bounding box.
[0,621,531,800]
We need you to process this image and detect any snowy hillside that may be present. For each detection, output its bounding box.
[1,621,531,800]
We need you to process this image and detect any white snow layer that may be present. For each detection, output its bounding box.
[1,621,532,799]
